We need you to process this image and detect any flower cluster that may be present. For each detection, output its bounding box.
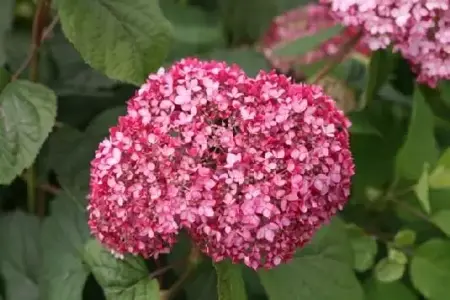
[320,0,450,86]
[88,58,354,269]
[261,4,370,74]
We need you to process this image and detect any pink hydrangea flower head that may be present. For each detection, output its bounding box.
[261,4,370,73]
[88,58,355,269]
[320,0,450,86]
[88,59,248,258]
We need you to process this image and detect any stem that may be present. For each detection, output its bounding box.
[361,226,393,244]
[166,246,201,299]
[39,183,61,195]
[391,197,431,223]
[393,186,413,198]
[308,31,363,84]
[153,258,163,284]
[384,180,430,223]
[20,174,61,195]
[21,0,53,215]
[166,266,193,300]
[149,263,177,280]
[36,189,46,217]
[359,225,416,258]
[12,14,58,81]
[29,0,52,81]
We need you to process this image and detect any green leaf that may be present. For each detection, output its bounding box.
[185,262,218,300]
[410,239,450,300]
[0,0,15,35]
[85,106,126,141]
[0,211,40,300]
[429,148,450,189]
[429,166,450,189]
[387,248,408,265]
[205,48,270,77]
[350,121,402,205]
[49,104,128,193]
[168,231,197,277]
[40,189,90,300]
[420,83,450,131]
[362,49,395,107]
[430,189,450,212]
[374,258,405,283]
[274,25,344,57]
[277,0,311,12]
[346,224,378,272]
[0,68,10,91]
[0,0,15,66]
[161,0,224,60]
[214,260,247,300]
[364,278,418,300]
[242,268,266,297]
[169,234,218,300]
[84,239,160,300]
[378,84,412,105]
[258,218,363,300]
[395,85,439,181]
[393,229,416,248]
[55,0,173,85]
[49,105,128,193]
[394,193,432,224]
[55,93,123,128]
[348,111,382,136]
[48,126,93,193]
[220,0,278,45]
[438,80,450,109]
[0,80,57,184]
[413,163,431,214]
[365,186,383,202]
[49,28,117,95]
[431,210,450,237]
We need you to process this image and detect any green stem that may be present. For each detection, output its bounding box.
[383,181,430,223]
[390,197,431,223]
[166,265,193,300]
[166,245,201,299]
[22,0,52,216]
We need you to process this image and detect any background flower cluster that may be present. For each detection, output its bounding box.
[320,0,450,86]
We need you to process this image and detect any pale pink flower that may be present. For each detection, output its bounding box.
[321,0,450,86]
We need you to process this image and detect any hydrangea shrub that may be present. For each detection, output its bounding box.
[1,1,450,300]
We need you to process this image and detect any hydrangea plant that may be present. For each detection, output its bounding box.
[1,1,450,300]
